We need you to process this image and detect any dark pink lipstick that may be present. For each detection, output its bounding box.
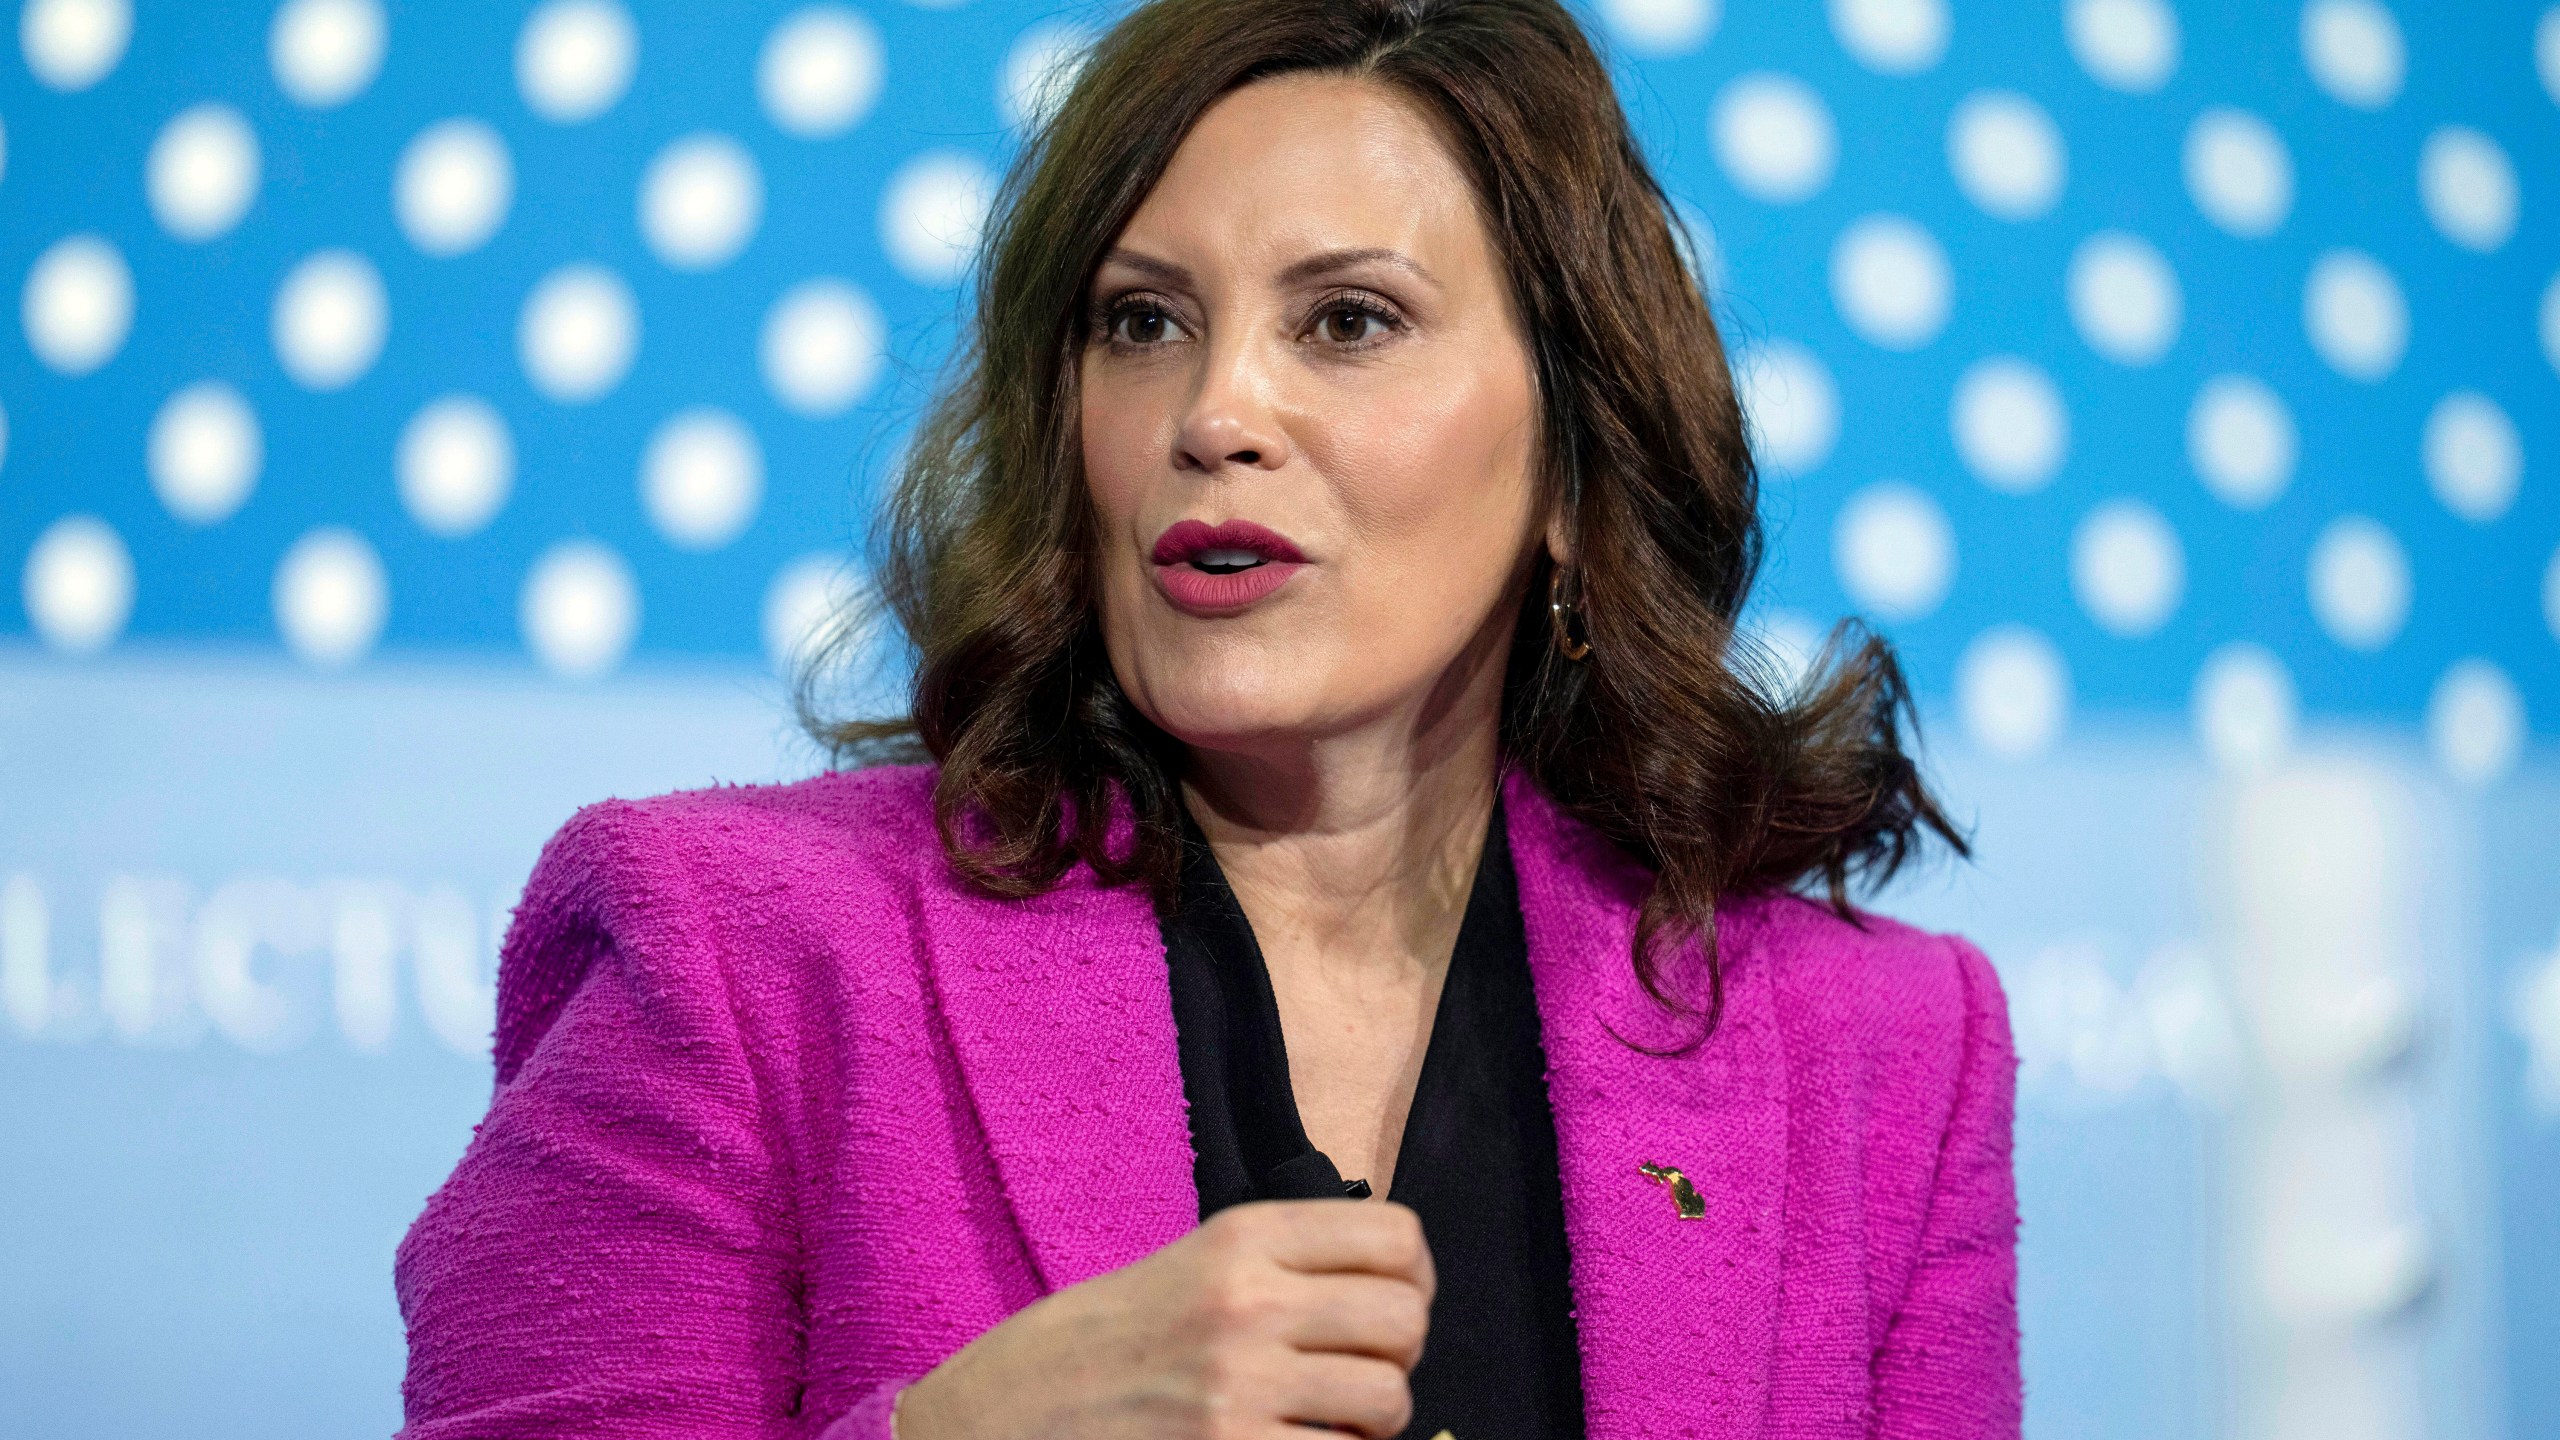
[1149,518,1307,614]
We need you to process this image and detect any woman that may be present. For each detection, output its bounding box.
[395,0,2017,1435]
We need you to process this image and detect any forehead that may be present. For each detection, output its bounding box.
[1111,71,1492,276]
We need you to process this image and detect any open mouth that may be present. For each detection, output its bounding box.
[1187,547,1269,575]
[1149,519,1308,613]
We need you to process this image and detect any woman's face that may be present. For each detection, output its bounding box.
[1080,71,1547,762]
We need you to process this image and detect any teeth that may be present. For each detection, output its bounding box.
[1192,548,1265,571]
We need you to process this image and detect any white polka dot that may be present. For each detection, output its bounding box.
[2422,391,2522,523]
[518,263,638,404]
[147,103,261,242]
[2307,514,2410,650]
[1741,608,1825,698]
[2067,231,2182,365]
[1598,0,1720,54]
[760,6,884,139]
[760,278,886,418]
[2546,544,2560,644]
[1951,356,2069,493]
[21,233,133,376]
[272,526,387,667]
[879,151,994,286]
[521,539,639,680]
[1710,73,1837,206]
[147,381,261,524]
[2183,107,2292,238]
[762,552,866,676]
[2302,0,2403,109]
[999,19,1091,130]
[272,248,388,391]
[2427,658,2525,788]
[517,0,637,124]
[1672,198,1725,297]
[2303,249,2407,382]
[21,0,130,92]
[1958,625,2071,761]
[639,133,763,272]
[2192,642,2296,772]
[1830,214,1952,350]
[395,118,513,257]
[2067,0,2179,93]
[2539,7,2560,107]
[1829,0,1948,72]
[1733,339,1840,476]
[641,408,763,551]
[396,394,513,537]
[1946,90,2066,221]
[2418,126,2519,253]
[2071,499,2185,636]
[2187,374,2297,509]
[1833,481,1955,621]
[269,0,385,109]
[22,514,132,654]
[2545,272,2560,382]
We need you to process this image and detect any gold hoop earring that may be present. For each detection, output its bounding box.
[1548,566,1593,662]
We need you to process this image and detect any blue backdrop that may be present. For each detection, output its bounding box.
[3,0,2555,1436]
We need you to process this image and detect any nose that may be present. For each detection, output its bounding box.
[1171,330,1291,476]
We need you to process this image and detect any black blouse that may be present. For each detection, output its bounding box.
[1159,797,1587,1440]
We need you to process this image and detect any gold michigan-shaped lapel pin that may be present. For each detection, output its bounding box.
[1638,1160,1706,1219]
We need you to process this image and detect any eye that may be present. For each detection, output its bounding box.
[1102,297,1187,347]
[1311,297,1401,347]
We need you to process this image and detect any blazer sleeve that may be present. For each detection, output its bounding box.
[1869,936,2023,1438]
[393,801,856,1439]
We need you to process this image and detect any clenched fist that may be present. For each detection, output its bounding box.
[892,1198,1435,1439]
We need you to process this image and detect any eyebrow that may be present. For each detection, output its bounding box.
[1095,245,1438,290]
[1277,246,1437,288]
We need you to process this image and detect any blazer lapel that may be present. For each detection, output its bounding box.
[1504,769,1790,1440]
[914,831,1200,1293]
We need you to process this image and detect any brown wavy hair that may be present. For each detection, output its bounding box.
[806,0,1964,1033]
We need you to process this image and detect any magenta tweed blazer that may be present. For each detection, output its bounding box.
[395,762,2020,1439]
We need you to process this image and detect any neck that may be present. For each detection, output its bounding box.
[1179,668,1505,977]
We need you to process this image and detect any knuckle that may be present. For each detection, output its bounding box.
[1191,1267,1276,1336]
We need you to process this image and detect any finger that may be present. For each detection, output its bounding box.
[1274,1351,1412,1440]
[1240,1199,1433,1288]
[1275,1271,1431,1369]
[1399,1202,1436,1305]
[1370,1201,1434,1307]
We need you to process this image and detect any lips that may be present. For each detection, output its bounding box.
[1149,518,1307,614]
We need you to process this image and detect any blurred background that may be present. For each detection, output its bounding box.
[1,0,2554,1435]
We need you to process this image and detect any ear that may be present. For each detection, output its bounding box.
[1543,509,1574,570]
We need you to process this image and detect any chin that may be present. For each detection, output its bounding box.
[1134,673,1330,754]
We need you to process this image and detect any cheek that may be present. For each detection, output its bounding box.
[1080,365,1189,719]
[1080,368,1168,614]
[1079,366,1160,528]
[1322,363,1541,597]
